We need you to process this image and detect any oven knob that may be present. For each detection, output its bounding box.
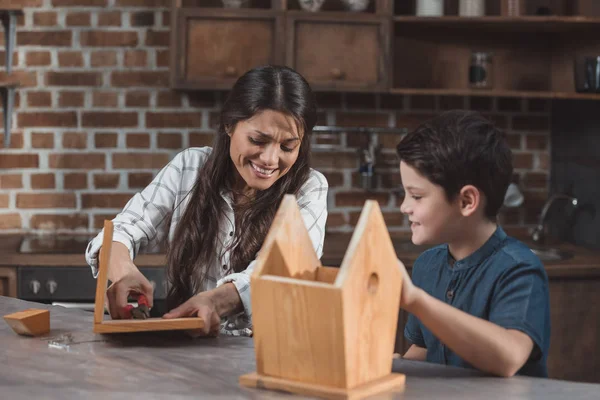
[29,280,41,294]
[46,280,58,295]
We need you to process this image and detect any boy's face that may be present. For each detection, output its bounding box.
[399,161,462,246]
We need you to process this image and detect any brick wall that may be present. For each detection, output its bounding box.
[0,0,551,234]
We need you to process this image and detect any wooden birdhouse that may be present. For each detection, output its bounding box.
[240,195,405,399]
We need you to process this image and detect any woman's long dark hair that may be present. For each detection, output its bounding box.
[166,65,317,309]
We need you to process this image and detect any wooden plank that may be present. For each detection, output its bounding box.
[240,372,405,400]
[94,317,204,333]
[93,220,113,325]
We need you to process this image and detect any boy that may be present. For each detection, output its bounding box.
[396,110,550,377]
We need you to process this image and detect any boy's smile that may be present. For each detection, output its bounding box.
[399,161,462,246]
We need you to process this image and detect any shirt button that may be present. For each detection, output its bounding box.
[229,231,233,237]
[446,290,454,299]
[222,264,227,270]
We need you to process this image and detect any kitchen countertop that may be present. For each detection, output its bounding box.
[1,231,600,278]
[1,296,599,399]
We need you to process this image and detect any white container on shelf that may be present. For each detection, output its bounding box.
[459,0,485,17]
[416,0,444,16]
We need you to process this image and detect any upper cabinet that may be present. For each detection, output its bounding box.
[170,0,600,100]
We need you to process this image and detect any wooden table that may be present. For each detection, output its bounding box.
[1,297,599,399]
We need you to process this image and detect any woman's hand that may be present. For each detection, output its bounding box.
[398,259,422,312]
[103,242,154,319]
[163,292,222,337]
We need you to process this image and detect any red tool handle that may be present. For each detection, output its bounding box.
[137,294,149,307]
[122,304,134,319]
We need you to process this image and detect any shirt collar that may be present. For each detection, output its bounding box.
[446,226,507,271]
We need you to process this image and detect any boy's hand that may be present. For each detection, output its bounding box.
[398,259,421,311]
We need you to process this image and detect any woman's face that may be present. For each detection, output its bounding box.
[228,109,303,194]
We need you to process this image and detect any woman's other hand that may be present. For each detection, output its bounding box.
[163,292,221,337]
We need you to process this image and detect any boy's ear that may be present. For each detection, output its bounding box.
[458,185,481,217]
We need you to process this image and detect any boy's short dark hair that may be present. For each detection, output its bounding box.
[396,110,513,220]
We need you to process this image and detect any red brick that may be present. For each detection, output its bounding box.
[80,31,138,47]
[314,133,341,146]
[157,91,182,107]
[0,174,22,189]
[59,91,85,107]
[30,214,88,230]
[31,132,54,148]
[395,112,436,131]
[125,91,150,107]
[188,92,216,108]
[94,133,118,148]
[481,113,508,129]
[115,0,169,6]
[62,132,88,149]
[162,11,170,27]
[66,12,91,26]
[157,133,182,149]
[126,133,150,148]
[112,153,169,169]
[379,171,402,189]
[18,112,77,127]
[538,153,549,171]
[0,51,18,67]
[312,152,357,169]
[0,154,38,169]
[18,31,72,47]
[46,72,102,87]
[498,208,521,226]
[0,70,36,87]
[58,51,84,67]
[145,30,169,47]
[112,71,169,87]
[49,153,106,169]
[0,214,21,229]
[17,193,76,209]
[93,214,117,229]
[0,195,7,208]
[81,193,134,209]
[156,50,169,67]
[349,211,405,227]
[128,172,153,188]
[346,133,369,149]
[98,11,122,26]
[94,173,120,189]
[92,91,119,107]
[27,91,52,107]
[130,11,154,27]
[0,132,23,149]
[31,173,55,189]
[82,112,138,127]
[64,173,88,189]
[52,0,107,5]
[91,50,117,67]
[33,11,57,27]
[325,212,346,228]
[346,93,376,109]
[523,172,548,189]
[513,153,534,169]
[189,132,215,147]
[506,134,522,150]
[321,172,343,187]
[525,134,549,150]
[336,112,389,128]
[123,50,147,67]
[512,116,549,131]
[335,192,390,207]
[146,112,201,128]
[0,0,43,7]
[409,95,435,110]
[379,133,403,150]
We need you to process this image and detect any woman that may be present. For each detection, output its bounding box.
[85,65,328,336]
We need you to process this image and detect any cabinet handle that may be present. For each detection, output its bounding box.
[331,68,345,80]
[224,66,237,77]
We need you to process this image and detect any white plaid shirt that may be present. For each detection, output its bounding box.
[85,147,328,335]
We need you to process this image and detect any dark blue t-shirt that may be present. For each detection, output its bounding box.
[404,226,551,377]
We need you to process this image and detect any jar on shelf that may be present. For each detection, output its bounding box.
[501,0,526,16]
[416,0,444,16]
[459,0,485,17]
[469,52,493,89]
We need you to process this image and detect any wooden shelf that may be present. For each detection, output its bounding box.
[393,16,600,32]
[389,88,600,100]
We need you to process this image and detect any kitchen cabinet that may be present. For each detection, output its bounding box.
[0,267,17,297]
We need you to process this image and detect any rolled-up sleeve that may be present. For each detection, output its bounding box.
[85,149,189,277]
[216,169,329,319]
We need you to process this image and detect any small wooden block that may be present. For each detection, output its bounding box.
[3,309,50,337]
[240,372,405,400]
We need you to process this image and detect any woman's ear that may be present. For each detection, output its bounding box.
[458,185,481,217]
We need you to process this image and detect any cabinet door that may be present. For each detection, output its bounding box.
[286,14,390,92]
[0,267,17,297]
[171,10,285,90]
